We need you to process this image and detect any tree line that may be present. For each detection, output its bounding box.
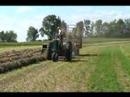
[25,16,130,42]
[1,14,130,42]
[85,19,130,38]
[0,31,17,42]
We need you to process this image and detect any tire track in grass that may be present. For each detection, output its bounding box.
[114,63,130,92]
[37,61,83,92]
[113,47,130,91]
[87,48,122,92]
[29,46,99,92]
[73,59,96,92]
[53,46,100,92]
[47,55,97,92]
[119,46,130,76]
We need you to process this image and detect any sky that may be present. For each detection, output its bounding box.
[0,6,130,42]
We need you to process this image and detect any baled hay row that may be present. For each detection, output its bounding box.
[0,52,40,64]
[0,48,41,58]
[0,48,46,73]
[0,54,46,73]
[0,48,42,63]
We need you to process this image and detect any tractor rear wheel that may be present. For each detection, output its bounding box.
[47,42,52,60]
[65,41,72,61]
[65,50,72,61]
[52,52,58,62]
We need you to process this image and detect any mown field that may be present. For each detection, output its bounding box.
[1,38,130,92]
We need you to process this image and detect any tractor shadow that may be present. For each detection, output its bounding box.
[70,53,101,63]
[70,59,88,63]
[58,53,102,63]
[79,53,99,57]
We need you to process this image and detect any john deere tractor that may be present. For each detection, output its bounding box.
[41,27,80,62]
[45,39,72,62]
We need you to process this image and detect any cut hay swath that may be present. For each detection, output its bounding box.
[0,48,46,73]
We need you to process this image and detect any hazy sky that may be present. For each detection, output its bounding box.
[0,6,130,42]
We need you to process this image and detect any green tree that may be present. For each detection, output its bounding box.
[95,19,103,37]
[4,31,17,42]
[107,20,117,37]
[0,31,5,42]
[102,22,109,37]
[60,20,67,37]
[26,26,39,42]
[124,19,130,37]
[116,19,125,37]
[84,20,91,37]
[107,19,125,37]
[40,15,61,40]
[90,22,94,33]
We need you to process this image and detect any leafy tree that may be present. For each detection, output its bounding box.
[95,19,103,37]
[102,22,109,37]
[84,20,91,37]
[26,26,39,42]
[0,31,5,42]
[83,18,130,38]
[116,19,125,37]
[60,20,67,37]
[124,19,130,37]
[40,15,61,40]
[3,31,17,42]
[106,20,117,37]
[106,19,125,37]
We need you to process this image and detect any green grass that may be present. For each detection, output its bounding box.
[1,38,130,92]
[0,44,98,92]
[88,48,123,92]
[83,37,130,44]
[115,47,130,77]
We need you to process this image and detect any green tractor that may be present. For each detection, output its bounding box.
[41,27,80,62]
[46,39,72,62]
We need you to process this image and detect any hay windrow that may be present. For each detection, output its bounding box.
[0,48,46,73]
